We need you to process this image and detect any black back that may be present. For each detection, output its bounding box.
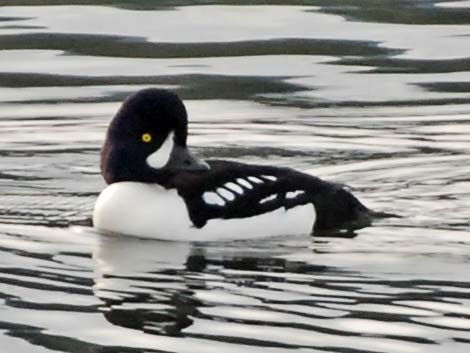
[164,160,371,233]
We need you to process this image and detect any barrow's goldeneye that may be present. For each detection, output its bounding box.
[93,88,374,240]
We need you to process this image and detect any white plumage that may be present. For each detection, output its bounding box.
[93,182,316,241]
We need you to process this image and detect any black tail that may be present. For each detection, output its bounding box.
[311,182,398,235]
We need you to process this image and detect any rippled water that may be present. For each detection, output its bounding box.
[1,1,469,352]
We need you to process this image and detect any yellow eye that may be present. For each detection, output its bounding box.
[142,133,152,143]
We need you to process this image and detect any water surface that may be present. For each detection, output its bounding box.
[0,1,469,353]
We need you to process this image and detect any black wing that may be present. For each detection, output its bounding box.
[171,160,371,231]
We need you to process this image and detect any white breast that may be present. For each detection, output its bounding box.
[93,182,316,241]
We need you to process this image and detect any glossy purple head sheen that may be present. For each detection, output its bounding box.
[100,88,208,185]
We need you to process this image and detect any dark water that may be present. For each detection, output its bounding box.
[1,1,470,352]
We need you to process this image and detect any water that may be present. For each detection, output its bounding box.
[0,1,469,352]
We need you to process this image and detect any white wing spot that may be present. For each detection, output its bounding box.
[217,188,235,201]
[224,182,244,195]
[262,175,277,182]
[203,192,226,206]
[286,190,305,199]
[260,194,277,204]
[236,178,253,189]
[248,176,263,184]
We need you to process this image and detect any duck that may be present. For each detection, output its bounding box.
[93,88,374,241]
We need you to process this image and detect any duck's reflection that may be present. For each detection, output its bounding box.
[90,231,469,348]
[93,235,203,336]
[93,235,194,275]
[92,234,315,336]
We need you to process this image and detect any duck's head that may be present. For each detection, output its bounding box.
[101,88,209,185]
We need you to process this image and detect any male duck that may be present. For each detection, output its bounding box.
[93,88,373,241]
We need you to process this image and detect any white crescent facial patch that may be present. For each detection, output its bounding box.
[146,132,175,169]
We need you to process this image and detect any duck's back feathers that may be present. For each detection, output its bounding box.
[165,160,371,233]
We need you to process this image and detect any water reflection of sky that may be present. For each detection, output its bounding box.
[3,51,470,104]
[2,5,470,59]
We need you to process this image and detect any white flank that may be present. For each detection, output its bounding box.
[93,182,316,241]
[236,178,253,189]
[217,188,235,201]
[224,182,244,195]
[260,194,277,204]
[286,190,305,199]
[146,131,174,169]
[262,175,277,181]
[248,176,263,184]
[202,191,226,206]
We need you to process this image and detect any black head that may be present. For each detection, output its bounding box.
[101,88,209,185]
